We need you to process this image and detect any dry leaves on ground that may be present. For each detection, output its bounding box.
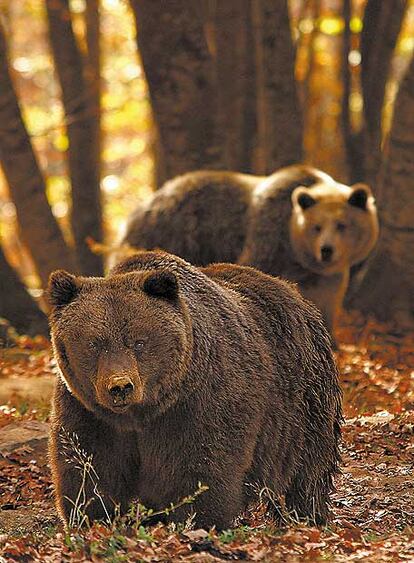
[0,312,413,561]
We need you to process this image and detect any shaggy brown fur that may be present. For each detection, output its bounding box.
[239,170,379,335]
[48,251,342,529]
[122,170,257,265]
[120,165,378,335]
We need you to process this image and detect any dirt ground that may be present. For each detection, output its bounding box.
[0,313,413,561]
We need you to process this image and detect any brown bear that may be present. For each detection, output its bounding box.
[119,165,379,336]
[239,169,379,336]
[120,170,258,266]
[48,250,342,530]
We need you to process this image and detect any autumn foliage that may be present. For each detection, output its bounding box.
[1,313,413,560]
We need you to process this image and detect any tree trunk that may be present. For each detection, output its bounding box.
[242,9,259,174]
[341,0,365,183]
[0,245,49,337]
[129,0,223,181]
[0,23,77,286]
[213,0,256,172]
[360,0,407,185]
[299,0,321,127]
[46,0,103,276]
[351,54,414,326]
[85,0,102,206]
[251,0,303,174]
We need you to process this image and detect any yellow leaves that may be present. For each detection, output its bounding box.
[22,107,50,137]
[350,92,363,113]
[101,175,120,193]
[12,57,32,74]
[396,0,414,55]
[52,133,69,152]
[46,176,70,206]
[319,17,344,36]
[102,0,126,11]
[103,99,142,130]
[298,18,314,35]
[297,15,362,37]
[350,17,363,34]
[21,102,64,139]
[70,0,86,13]
[348,49,362,67]
[398,36,414,54]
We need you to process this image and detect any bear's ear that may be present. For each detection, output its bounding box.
[47,270,81,308]
[143,271,179,300]
[292,187,317,210]
[348,183,371,210]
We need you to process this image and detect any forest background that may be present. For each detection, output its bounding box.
[0,2,414,560]
[0,0,413,337]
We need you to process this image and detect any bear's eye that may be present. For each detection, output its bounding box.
[132,340,146,354]
[336,222,347,232]
[89,340,109,354]
[313,225,322,233]
[89,340,100,352]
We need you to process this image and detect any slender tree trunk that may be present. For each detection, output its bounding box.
[342,0,407,184]
[251,0,303,174]
[0,23,76,286]
[213,0,256,172]
[242,9,259,174]
[129,0,223,181]
[0,245,49,337]
[360,0,407,185]
[341,0,364,183]
[46,0,103,276]
[351,55,414,326]
[85,0,102,202]
[299,0,321,127]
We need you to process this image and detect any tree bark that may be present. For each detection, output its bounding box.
[299,0,321,128]
[129,0,223,181]
[0,23,77,286]
[46,0,103,276]
[0,245,49,337]
[213,0,256,172]
[351,55,414,326]
[360,0,407,185]
[85,0,102,205]
[251,0,303,174]
[341,0,365,183]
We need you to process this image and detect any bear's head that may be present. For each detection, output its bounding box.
[290,181,379,275]
[47,268,193,425]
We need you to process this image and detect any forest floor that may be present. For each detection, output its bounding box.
[0,312,413,562]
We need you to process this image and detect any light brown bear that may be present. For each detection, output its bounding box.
[239,169,379,336]
[120,166,379,337]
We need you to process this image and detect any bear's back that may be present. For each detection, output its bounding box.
[123,170,260,266]
[202,261,332,358]
[200,261,341,461]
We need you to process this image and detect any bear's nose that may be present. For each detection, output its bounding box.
[108,376,135,404]
[321,245,334,262]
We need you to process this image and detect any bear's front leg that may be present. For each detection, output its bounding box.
[301,272,347,345]
[50,422,118,527]
[49,381,139,527]
[168,475,246,531]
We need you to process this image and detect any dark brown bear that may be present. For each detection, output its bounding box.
[118,170,257,265]
[48,250,342,529]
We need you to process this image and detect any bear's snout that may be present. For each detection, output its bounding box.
[320,245,334,263]
[96,350,143,411]
[108,376,135,405]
